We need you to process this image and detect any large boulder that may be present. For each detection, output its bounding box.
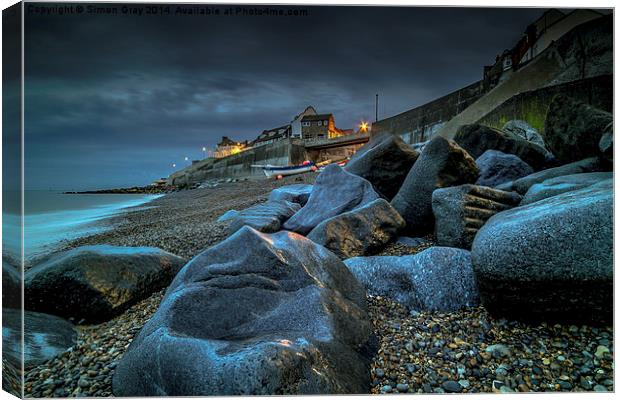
[25,245,186,323]
[2,309,77,368]
[475,150,534,187]
[283,165,379,235]
[2,261,21,309]
[521,172,612,205]
[544,94,613,164]
[224,200,301,235]
[432,184,521,249]
[268,184,314,206]
[453,124,547,170]
[307,198,405,259]
[502,120,547,149]
[499,157,605,194]
[391,136,479,235]
[344,247,479,311]
[345,135,419,199]
[113,227,374,396]
[471,180,613,323]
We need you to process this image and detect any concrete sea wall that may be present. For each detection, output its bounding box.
[477,74,612,134]
[168,139,309,187]
[371,80,487,144]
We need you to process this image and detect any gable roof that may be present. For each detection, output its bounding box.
[301,114,332,122]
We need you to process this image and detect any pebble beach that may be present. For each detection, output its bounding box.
[17,173,614,397]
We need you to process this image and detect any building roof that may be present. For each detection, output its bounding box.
[290,106,317,123]
[301,114,332,122]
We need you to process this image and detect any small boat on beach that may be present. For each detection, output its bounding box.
[251,161,317,178]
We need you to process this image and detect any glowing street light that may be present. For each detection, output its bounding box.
[172,163,176,168]
[202,146,207,159]
[359,121,369,133]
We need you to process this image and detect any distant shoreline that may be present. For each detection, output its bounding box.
[64,186,174,195]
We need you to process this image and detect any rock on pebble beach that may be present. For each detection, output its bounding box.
[268,184,314,206]
[345,134,419,200]
[499,157,605,194]
[453,124,548,170]
[544,95,613,164]
[283,164,379,235]
[3,309,77,368]
[307,198,405,259]
[2,260,21,309]
[344,247,479,312]
[472,180,613,323]
[112,227,374,396]
[391,136,479,235]
[432,184,521,249]
[224,199,301,235]
[521,172,612,205]
[25,245,186,323]
[502,120,547,149]
[475,150,534,187]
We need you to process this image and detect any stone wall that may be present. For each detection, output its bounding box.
[168,139,309,187]
[371,80,487,144]
[477,74,612,134]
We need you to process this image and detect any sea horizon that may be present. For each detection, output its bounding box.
[2,190,163,266]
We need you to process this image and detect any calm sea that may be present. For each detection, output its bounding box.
[2,191,162,265]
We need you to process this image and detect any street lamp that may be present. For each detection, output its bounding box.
[172,163,176,168]
[359,121,369,133]
[202,147,207,159]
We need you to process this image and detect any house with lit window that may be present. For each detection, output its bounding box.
[301,114,349,140]
[214,136,248,158]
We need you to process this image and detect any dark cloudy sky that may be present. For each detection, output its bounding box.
[24,3,547,190]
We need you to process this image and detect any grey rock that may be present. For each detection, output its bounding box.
[472,181,613,323]
[544,94,613,164]
[268,184,313,206]
[432,184,521,249]
[113,227,373,396]
[283,164,379,235]
[453,124,547,170]
[344,247,479,312]
[502,120,547,149]
[598,122,613,163]
[225,200,301,235]
[217,209,240,222]
[391,136,479,235]
[442,380,463,393]
[485,344,512,358]
[521,172,612,205]
[396,236,430,247]
[475,150,534,187]
[2,261,21,309]
[307,199,405,259]
[593,385,608,392]
[507,157,605,194]
[2,309,77,368]
[396,383,409,392]
[345,134,419,200]
[25,245,186,323]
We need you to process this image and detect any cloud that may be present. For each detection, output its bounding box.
[24,5,546,190]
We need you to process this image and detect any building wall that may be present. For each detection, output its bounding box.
[370,80,487,145]
[302,116,332,140]
[291,106,317,138]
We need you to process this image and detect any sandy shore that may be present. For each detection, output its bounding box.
[22,174,614,397]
